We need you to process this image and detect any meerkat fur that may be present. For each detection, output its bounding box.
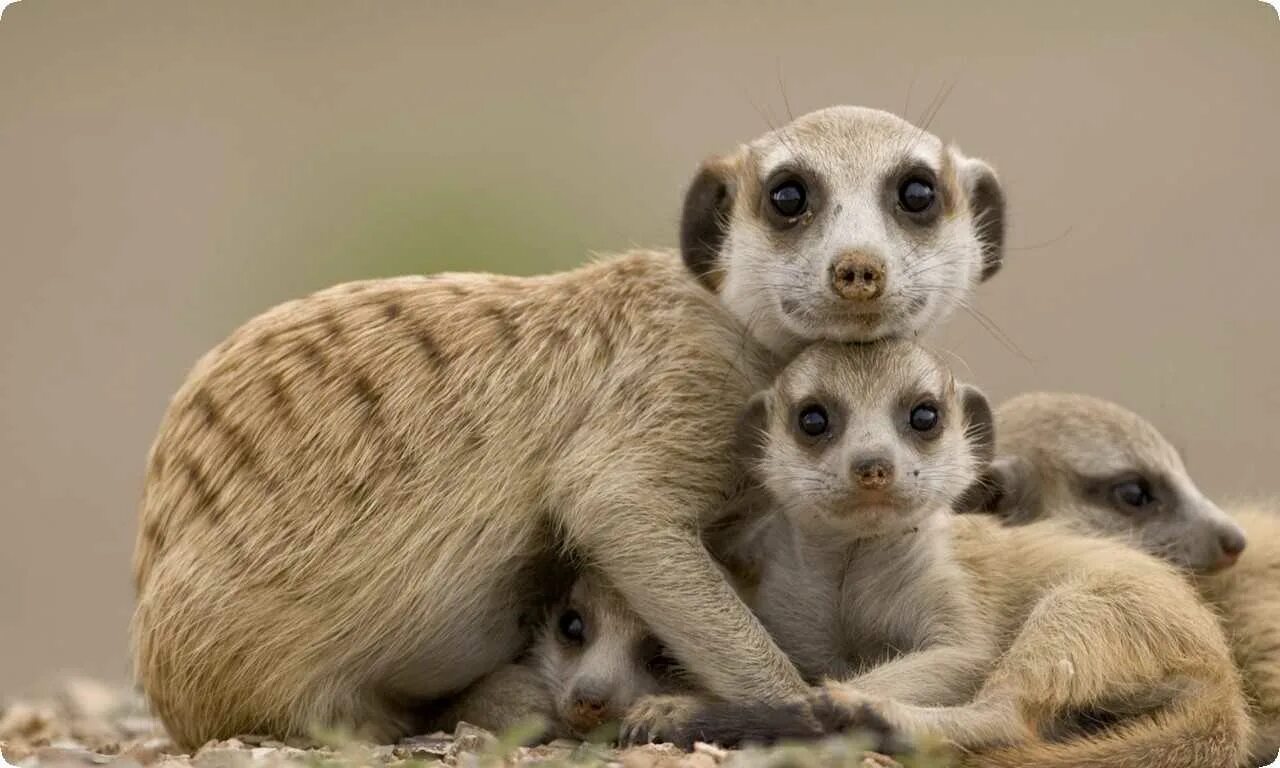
[679,343,1249,768]
[965,391,1275,763]
[132,105,1007,748]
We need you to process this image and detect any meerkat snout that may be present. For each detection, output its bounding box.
[1216,525,1247,565]
[567,685,610,733]
[831,251,887,302]
[852,456,895,490]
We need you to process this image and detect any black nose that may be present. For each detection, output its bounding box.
[853,458,894,490]
[1219,526,1247,557]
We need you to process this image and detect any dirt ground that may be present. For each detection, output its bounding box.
[0,680,921,768]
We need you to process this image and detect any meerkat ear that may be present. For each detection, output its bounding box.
[960,384,995,465]
[733,390,771,464]
[680,151,743,292]
[957,155,1006,282]
[954,455,1042,523]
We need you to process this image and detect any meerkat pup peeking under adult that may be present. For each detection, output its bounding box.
[425,575,692,741]
[132,105,1008,748]
[962,392,1278,763]
[676,341,1248,768]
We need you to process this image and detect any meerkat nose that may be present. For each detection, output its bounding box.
[1218,526,1247,559]
[831,251,887,301]
[569,693,610,731]
[852,457,895,490]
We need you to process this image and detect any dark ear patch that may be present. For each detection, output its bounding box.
[962,159,1006,281]
[954,455,1042,523]
[680,156,739,292]
[733,391,771,465]
[960,385,995,466]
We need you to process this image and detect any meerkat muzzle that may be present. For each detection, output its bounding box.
[853,457,895,490]
[831,251,887,301]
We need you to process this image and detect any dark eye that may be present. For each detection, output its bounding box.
[558,609,585,644]
[898,178,935,214]
[798,404,829,436]
[909,403,940,432]
[1112,479,1155,509]
[769,179,808,219]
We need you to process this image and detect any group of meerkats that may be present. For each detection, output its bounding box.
[129,106,1279,767]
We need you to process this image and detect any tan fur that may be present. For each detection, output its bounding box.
[695,344,1248,767]
[132,106,1007,749]
[983,392,1276,763]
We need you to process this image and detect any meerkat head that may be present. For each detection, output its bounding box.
[681,105,1005,356]
[957,392,1247,573]
[532,576,686,739]
[740,339,994,538]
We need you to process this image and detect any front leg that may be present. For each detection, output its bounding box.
[841,643,994,706]
[561,497,807,706]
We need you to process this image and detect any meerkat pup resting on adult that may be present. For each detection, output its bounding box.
[674,341,1249,768]
[132,105,1009,748]
[425,575,692,741]
[961,392,1278,763]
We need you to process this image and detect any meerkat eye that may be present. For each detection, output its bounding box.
[908,402,940,433]
[1112,479,1156,509]
[557,609,585,644]
[797,404,829,437]
[769,179,808,219]
[898,177,936,214]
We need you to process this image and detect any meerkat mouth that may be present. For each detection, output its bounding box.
[778,298,904,341]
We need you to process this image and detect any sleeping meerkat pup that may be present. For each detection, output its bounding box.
[674,341,1249,768]
[426,575,691,741]
[961,391,1277,763]
[970,392,1247,572]
[132,105,1008,748]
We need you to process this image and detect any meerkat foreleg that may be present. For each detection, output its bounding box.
[837,642,996,706]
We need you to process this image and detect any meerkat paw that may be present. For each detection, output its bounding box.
[624,686,906,752]
[620,694,706,746]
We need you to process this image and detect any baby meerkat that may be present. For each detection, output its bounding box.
[426,575,691,741]
[677,341,1248,768]
[132,105,1008,748]
[961,391,1277,763]
[969,392,1247,572]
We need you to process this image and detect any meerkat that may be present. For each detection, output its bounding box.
[662,341,1249,768]
[959,391,1278,763]
[424,574,691,741]
[130,105,1008,749]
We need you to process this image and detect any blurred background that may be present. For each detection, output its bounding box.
[1,0,1277,696]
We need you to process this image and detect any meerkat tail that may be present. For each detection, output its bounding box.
[967,686,1249,768]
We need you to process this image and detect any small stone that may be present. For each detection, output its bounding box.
[59,681,119,721]
[692,743,728,761]
[393,735,451,760]
[0,704,56,742]
[1,743,33,763]
[32,746,100,765]
[446,723,495,757]
[193,747,250,768]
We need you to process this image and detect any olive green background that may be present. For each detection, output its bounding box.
[1,1,1277,695]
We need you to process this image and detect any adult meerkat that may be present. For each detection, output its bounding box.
[425,575,691,741]
[963,392,1278,763]
[670,341,1248,768]
[131,105,1008,748]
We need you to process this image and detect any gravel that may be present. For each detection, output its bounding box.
[0,680,914,768]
